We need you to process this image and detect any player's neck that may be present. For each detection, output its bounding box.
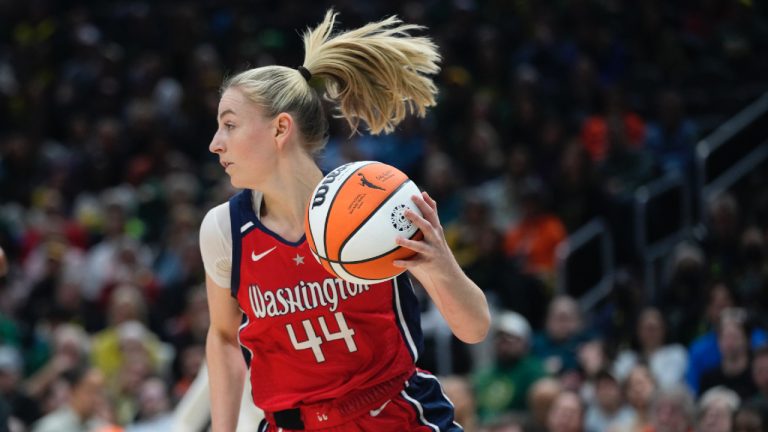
[259,152,323,241]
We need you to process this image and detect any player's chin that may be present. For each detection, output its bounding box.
[228,175,245,189]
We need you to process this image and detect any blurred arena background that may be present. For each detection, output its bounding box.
[1,1,768,431]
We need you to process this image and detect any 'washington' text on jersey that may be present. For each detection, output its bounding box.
[247,277,372,318]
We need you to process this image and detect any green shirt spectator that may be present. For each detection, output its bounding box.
[474,311,547,423]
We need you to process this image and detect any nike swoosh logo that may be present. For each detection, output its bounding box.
[251,247,276,262]
[369,400,390,417]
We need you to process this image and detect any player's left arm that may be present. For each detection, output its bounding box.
[394,192,491,344]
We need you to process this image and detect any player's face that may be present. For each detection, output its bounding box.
[210,88,277,188]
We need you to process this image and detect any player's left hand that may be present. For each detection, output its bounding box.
[393,192,459,275]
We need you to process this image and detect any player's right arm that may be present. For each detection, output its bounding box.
[200,203,246,432]
[206,273,246,432]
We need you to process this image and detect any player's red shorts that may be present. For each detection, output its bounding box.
[257,371,462,432]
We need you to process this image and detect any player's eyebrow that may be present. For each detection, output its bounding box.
[218,109,236,120]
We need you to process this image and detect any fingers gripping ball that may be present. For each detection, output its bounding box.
[304,161,423,284]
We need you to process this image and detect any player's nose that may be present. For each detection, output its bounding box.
[209,131,225,154]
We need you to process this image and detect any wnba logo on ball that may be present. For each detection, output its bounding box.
[390,204,413,232]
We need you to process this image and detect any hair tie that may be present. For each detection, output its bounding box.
[297,66,312,82]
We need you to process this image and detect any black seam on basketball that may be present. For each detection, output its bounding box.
[336,179,412,262]
[315,222,420,265]
[339,254,402,281]
[319,162,373,260]
[338,267,386,281]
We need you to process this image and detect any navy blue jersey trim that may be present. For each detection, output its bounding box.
[242,189,306,247]
[240,313,252,367]
[401,372,463,431]
[392,273,424,362]
[229,191,246,298]
[257,419,268,432]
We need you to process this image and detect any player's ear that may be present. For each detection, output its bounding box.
[274,112,294,150]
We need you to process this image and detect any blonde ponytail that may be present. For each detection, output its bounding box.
[302,10,441,135]
[222,10,440,155]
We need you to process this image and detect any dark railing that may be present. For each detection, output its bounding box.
[556,92,768,311]
[634,173,691,299]
[696,93,768,222]
[555,218,615,312]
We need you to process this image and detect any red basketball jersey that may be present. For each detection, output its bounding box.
[228,190,423,412]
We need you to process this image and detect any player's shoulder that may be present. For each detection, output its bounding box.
[201,201,230,227]
[200,201,232,241]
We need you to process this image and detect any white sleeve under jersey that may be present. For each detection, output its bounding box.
[199,202,233,289]
[199,191,263,289]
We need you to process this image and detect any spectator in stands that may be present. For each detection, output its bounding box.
[685,292,767,394]
[479,414,525,432]
[532,114,568,186]
[695,386,740,432]
[597,114,656,200]
[0,344,39,427]
[164,284,209,352]
[25,324,90,404]
[125,377,173,432]
[81,192,155,304]
[732,400,768,432]
[19,189,88,258]
[525,377,562,432]
[477,145,532,232]
[734,226,768,323]
[105,322,169,425]
[581,86,646,164]
[750,345,768,404]
[474,311,546,423]
[659,242,708,345]
[614,365,658,432]
[579,338,609,384]
[421,151,465,227]
[20,236,84,327]
[551,140,604,231]
[171,344,204,401]
[503,176,567,278]
[613,307,688,389]
[644,89,698,175]
[644,385,695,432]
[462,93,505,185]
[533,296,588,375]
[699,316,757,399]
[164,284,208,399]
[441,376,479,432]
[547,391,584,432]
[32,367,108,432]
[444,196,505,293]
[702,193,742,281]
[90,286,164,383]
[152,203,202,294]
[584,369,633,432]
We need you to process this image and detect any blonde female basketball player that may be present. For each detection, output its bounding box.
[200,10,490,431]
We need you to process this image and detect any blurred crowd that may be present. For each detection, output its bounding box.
[1,0,768,431]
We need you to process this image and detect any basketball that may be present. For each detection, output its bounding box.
[304,161,424,284]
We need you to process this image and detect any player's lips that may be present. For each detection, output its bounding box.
[221,161,233,169]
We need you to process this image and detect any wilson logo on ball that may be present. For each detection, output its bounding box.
[311,163,352,209]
